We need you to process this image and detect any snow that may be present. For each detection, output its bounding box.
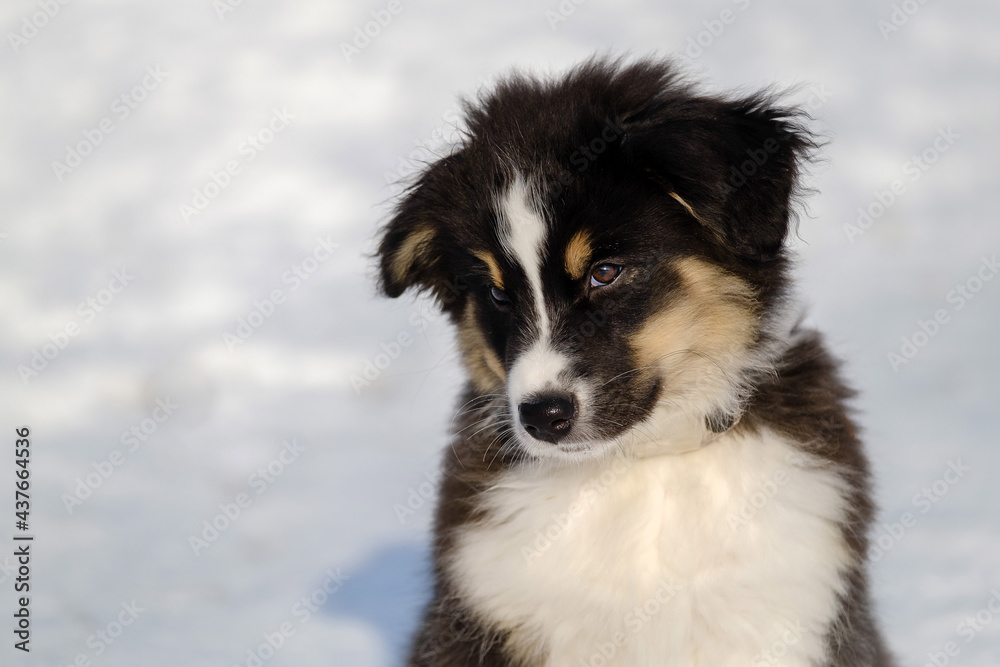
[0,0,998,665]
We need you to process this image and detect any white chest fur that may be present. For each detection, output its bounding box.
[449,430,855,667]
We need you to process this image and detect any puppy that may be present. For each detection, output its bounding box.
[377,57,893,667]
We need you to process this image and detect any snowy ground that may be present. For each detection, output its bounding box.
[1,1,998,665]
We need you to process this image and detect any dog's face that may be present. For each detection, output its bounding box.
[377,60,812,462]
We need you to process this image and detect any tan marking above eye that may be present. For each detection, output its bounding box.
[473,250,504,290]
[564,230,593,280]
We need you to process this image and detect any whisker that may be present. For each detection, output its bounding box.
[486,431,516,469]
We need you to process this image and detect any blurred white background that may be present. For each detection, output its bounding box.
[1,1,998,665]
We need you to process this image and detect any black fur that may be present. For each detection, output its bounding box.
[376,57,892,666]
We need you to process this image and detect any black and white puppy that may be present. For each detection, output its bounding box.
[377,57,893,667]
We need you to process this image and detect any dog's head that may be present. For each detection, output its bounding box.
[377,58,815,462]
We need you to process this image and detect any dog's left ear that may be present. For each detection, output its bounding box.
[376,172,449,302]
[627,95,815,261]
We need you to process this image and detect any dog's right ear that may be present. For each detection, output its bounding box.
[625,93,816,262]
[376,182,446,301]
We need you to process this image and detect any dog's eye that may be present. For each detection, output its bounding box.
[489,285,510,304]
[590,264,623,287]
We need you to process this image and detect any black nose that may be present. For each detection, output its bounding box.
[518,394,576,443]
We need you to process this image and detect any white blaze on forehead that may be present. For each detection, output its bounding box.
[498,175,550,335]
[498,174,570,409]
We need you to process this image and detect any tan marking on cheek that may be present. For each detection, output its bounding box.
[391,227,436,284]
[474,250,504,289]
[632,257,759,383]
[564,230,593,280]
[457,300,506,393]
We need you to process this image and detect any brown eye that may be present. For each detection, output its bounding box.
[490,285,510,304]
[590,263,622,287]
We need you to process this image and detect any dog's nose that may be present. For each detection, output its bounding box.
[518,393,576,443]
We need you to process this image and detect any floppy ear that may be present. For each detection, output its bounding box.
[628,95,815,261]
[376,182,447,300]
